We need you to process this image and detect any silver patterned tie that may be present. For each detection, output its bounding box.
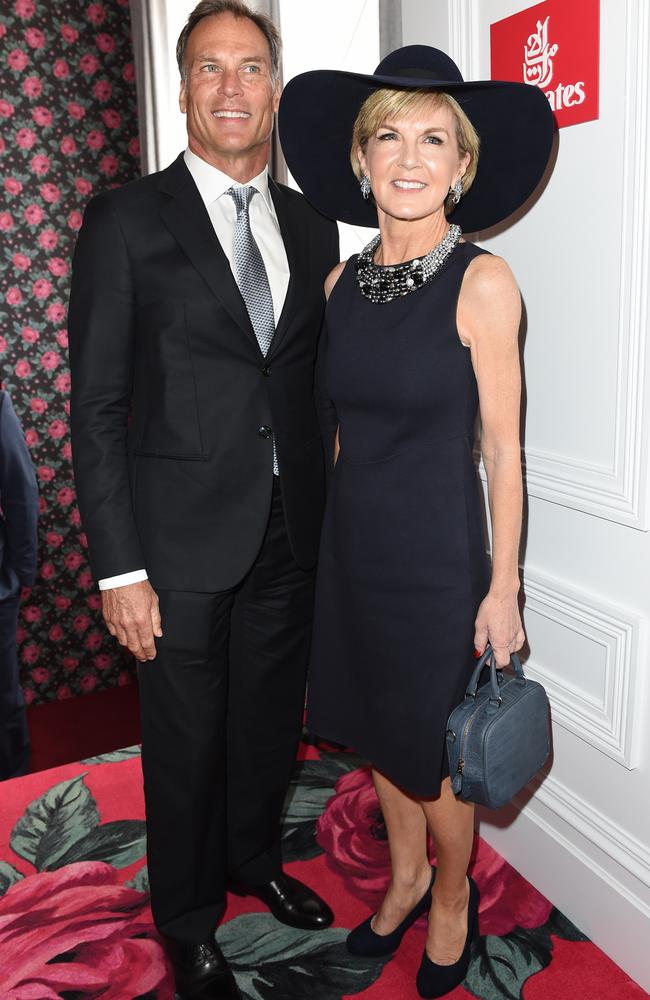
[228,185,278,474]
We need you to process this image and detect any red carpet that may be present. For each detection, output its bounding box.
[0,735,646,999]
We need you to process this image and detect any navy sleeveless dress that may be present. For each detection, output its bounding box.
[307,241,491,797]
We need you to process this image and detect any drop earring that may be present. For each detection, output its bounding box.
[450,179,463,205]
[360,174,371,200]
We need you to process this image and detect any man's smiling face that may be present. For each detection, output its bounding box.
[179,11,280,175]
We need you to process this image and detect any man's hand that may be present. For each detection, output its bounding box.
[102,580,162,662]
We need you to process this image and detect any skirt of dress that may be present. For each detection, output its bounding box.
[307,436,490,798]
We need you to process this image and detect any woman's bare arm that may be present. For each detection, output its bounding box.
[457,253,525,666]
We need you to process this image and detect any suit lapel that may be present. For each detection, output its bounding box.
[268,178,307,359]
[158,155,260,353]
[157,158,308,359]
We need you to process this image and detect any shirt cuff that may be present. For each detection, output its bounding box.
[98,569,148,590]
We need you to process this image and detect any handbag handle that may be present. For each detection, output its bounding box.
[465,644,525,703]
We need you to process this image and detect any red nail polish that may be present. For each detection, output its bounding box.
[473,648,482,659]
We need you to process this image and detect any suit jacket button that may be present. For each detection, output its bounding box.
[261,364,271,377]
[258,425,272,439]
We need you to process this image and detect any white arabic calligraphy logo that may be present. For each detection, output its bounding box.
[523,16,558,89]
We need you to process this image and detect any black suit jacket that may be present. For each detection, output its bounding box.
[0,391,39,598]
[68,154,339,592]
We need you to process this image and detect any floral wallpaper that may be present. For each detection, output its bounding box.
[0,0,141,704]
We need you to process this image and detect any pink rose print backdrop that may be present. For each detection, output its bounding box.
[0,0,141,704]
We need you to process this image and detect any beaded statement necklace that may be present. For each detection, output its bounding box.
[355,224,462,304]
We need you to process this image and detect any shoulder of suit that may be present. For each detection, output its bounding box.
[83,168,161,217]
[273,181,337,230]
[82,156,187,222]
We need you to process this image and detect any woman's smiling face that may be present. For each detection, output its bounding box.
[358,100,470,224]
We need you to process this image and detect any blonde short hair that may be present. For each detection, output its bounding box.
[350,88,480,215]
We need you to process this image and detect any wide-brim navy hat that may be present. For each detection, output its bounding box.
[278,45,555,233]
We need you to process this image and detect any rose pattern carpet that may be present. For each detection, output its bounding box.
[0,739,646,999]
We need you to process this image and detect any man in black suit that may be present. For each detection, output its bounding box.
[0,389,38,781]
[68,2,339,997]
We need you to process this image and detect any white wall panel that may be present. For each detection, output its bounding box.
[474,0,650,528]
[130,0,197,173]
[403,0,650,988]
[523,567,643,767]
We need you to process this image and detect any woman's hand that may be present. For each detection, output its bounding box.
[474,589,525,667]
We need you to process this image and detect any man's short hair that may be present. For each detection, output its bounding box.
[176,0,282,82]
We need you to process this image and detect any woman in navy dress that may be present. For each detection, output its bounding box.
[280,46,554,998]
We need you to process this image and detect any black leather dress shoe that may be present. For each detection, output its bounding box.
[229,873,334,930]
[169,938,242,1000]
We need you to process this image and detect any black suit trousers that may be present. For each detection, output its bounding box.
[137,478,314,943]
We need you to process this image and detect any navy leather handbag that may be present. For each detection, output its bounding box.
[446,645,552,809]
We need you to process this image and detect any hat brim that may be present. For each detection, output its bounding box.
[278,70,555,233]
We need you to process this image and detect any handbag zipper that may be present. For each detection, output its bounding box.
[456,687,506,787]
[455,708,480,782]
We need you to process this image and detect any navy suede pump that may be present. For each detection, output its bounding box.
[416,874,480,998]
[347,867,436,958]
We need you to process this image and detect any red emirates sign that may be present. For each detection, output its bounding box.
[490,0,600,128]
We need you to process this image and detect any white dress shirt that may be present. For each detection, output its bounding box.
[98,150,290,591]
